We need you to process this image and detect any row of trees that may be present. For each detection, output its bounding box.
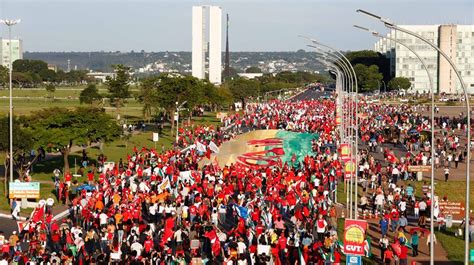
[76,65,330,120]
[337,50,411,92]
[0,60,90,88]
[225,71,330,106]
[0,108,121,193]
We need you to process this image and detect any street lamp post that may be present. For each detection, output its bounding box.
[307,38,360,220]
[357,9,471,264]
[317,57,355,217]
[354,24,437,261]
[175,101,187,144]
[1,19,21,184]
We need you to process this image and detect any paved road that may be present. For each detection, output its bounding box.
[289,88,332,102]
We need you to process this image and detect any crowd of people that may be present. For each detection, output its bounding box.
[355,100,473,264]
[2,95,472,264]
[1,98,349,264]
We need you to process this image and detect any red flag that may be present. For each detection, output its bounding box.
[204,229,221,256]
[32,205,45,223]
[17,221,26,232]
[161,217,175,247]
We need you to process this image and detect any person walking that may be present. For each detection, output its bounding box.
[399,242,409,265]
[379,234,389,261]
[426,231,437,250]
[444,167,450,182]
[411,231,419,257]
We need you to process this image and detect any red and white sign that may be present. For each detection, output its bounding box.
[340,143,350,161]
[343,219,367,256]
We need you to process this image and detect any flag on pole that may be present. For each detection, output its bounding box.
[209,141,220,154]
[204,229,221,257]
[196,141,207,153]
[17,221,28,233]
[233,204,249,219]
[157,167,165,178]
[298,248,306,265]
[158,178,170,193]
[205,148,211,159]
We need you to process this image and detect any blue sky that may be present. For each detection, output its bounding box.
[0,0,472,52]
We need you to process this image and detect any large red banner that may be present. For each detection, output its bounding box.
[344,160,356,180]
[340,143,350,161]
[343,219,367,256]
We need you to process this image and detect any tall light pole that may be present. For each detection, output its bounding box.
[306,37,360,219]
[317,57,355,218]
[175,101,187,144]
[357,9,471,264]
[354,24,437,262]
[1,19,21,184]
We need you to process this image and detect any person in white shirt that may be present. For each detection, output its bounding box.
[99,212,108,227]
[46,197,54,213]
[237,237,247,255]
[375,193,385,213]
[444,167,450,182]
[130,241,143,257]
[391,167,400,183]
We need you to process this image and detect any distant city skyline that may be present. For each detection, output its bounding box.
[0,0,472,52]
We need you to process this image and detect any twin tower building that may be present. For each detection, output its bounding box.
[192,6,223,85]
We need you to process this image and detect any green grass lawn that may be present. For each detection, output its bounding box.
[0,126,177,213]
[408,180,474,210]
[0,97,144,117]
[191,113,221,127]
[435,228,474,264]
[409,180,474,263]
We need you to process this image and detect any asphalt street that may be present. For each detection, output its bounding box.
[289,88,332,102]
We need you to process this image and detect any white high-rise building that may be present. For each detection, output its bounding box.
[192,5,222,85]
[0,38,23,68]
[374,24,474,94]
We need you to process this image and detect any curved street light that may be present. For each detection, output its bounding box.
[316,56,357,218]
[0,18,21,185]
[306,38,360,220]
[357,9,471,264]
[354,24,437,261]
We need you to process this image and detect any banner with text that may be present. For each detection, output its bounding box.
[343,219,367,256]
[9,182,40,199]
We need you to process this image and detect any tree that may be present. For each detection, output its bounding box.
[79,84,103,105]
[45,83,56,100]
[0,116,35,195]
[138,80,158,121]
[106,64,131,110]
[12,72,34,88]
[227,77,260,107]
[245,66,262,73]
[139,74,207,129]
[388,77,412,91]
[353,64,383,93]
[26,108,121,173]
[12,59,48,74]
[0,65,7,88]
[222,67,239,82]
[344,50,390,84]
